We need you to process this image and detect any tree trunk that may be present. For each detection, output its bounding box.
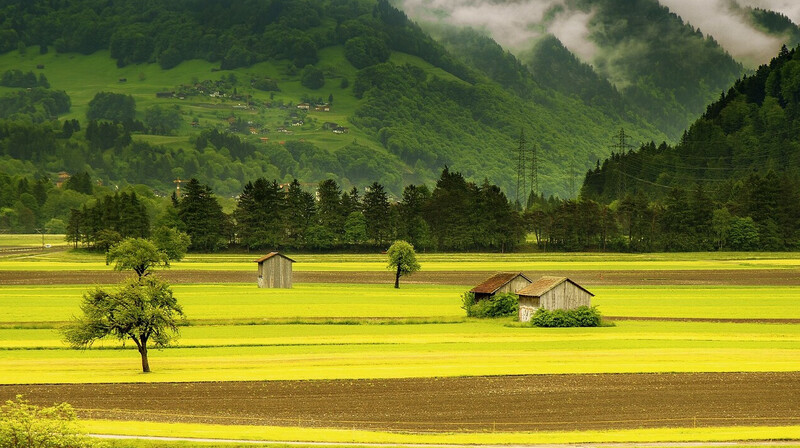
[139,346,150,373]
[394,264,401,289]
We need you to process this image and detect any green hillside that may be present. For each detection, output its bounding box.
[579,45,800,250]
[0,0,672,199]
[404,0,747,140]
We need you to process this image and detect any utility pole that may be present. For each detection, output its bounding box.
[609,128,634,196]
[515,129,527,209]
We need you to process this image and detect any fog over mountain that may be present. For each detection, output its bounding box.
[397,0,800,67]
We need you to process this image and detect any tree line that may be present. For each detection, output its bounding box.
[61,168,526,253]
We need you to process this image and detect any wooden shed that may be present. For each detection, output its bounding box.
[469,272,532,301]
[253,252,295,288]
[516,276,594,322]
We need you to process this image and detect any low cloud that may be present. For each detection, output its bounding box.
[659,0,786,66]
[398,0,597,57]
[397,0,800,69]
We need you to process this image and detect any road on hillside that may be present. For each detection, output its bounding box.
[3,372,799,432]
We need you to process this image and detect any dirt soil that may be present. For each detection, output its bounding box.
[3,269,800,286]
[3,372,798,432]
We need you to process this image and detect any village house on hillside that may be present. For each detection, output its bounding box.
[469,272,532,301]
[516,277,594,322]
[254,252,295,288]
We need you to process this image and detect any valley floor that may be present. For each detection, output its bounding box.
[3,372,799,432]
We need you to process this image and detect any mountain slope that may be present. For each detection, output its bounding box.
[400,0,747,140]
[0,0,667,198]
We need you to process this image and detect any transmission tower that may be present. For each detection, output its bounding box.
[609,128,634,196]
[515,129,527,208]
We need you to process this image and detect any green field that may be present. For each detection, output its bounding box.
[3,251,800,442]
[0,234,67,248]
[4,249,800,271]
[2,282,799,324]
[2,319,799,383]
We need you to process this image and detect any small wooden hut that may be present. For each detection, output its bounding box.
[469,272,532,301]
[516,276,594,322]
[254,252,295,288]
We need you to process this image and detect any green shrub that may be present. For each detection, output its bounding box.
[531,306,601,327]
[463,292,518,318]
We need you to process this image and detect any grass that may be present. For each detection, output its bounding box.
[2,320,799,383]
[2,283,799,324]
[0,46,393,167]
[81,420,800,445]
[2,250,799,440]
[0,234,67,248]
[0,283,464,323]
[4,250,800,271]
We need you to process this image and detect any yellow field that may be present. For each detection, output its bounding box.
[82,420,800,445]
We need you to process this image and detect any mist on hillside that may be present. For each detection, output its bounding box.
[397,0,800,68]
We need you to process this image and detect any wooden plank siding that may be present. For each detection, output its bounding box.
[517,277,593,322]
[257,254,293,288]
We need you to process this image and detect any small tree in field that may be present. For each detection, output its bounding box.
[106,235,189,279]
[0,395,99,448]
[387,240,420,289]
[63,276,184,373]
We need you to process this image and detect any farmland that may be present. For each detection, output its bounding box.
[1,243,799,445]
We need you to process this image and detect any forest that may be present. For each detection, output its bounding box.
[0,0,666,198]
[565,45,800,251]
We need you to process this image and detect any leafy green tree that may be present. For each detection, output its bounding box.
[63,275,183,373]
[344,211,367,245]
[86,92,135,122]
[106,237,169,279]
[386,240,420,288]
[94,229,122,253]
[63,172,92,195]
[0,396,97,448]
[300,65,325,90]
[151,227,191,262]
[728,217,760,251]
[144,105,182,135]
[344,36,390,69]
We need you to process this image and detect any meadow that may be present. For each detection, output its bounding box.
[4,246,800,271]
[2,248,800,444]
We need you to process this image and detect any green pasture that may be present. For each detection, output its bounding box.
[2,283,798,324]
[0,47,390,157]
[0,234,67,248]
[1,320,799,383]
[3,249,800,271]
[0,283,464,324]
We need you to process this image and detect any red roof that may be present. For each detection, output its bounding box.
[517,276,594,297]
[253,252,296,263]
[469,272,531,294]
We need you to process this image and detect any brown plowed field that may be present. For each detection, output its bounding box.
[3,372,799,432]
[3,269,800,286]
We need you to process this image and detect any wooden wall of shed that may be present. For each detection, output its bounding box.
[258,256,293,288]
[497,276,532,295]
[540,283,591,310]
[518,297,540,322]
